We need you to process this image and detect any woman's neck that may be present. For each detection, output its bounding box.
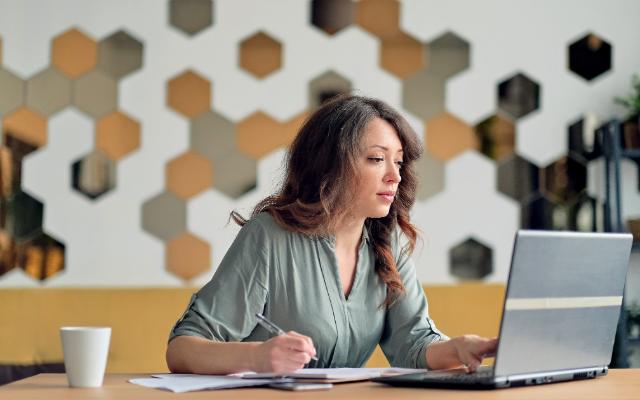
[333,217,365,251]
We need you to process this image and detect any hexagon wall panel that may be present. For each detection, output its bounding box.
[51,28,97,78]
[311,0,355,36]
[167,70,211,118]
[166,232,211,280]
[0,0,639,292]
[166,151,214,200]
[449,237,493,281]
[568,33,612,82]
[239,31,283,79]
[169,0,213,37]
[97,30,144,79]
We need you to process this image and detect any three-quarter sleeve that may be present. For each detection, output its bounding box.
[379,232,448,368]
[169,217,270,342]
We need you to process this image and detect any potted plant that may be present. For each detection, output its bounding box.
[615,73,640,149]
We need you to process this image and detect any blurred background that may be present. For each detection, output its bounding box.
[0,0,639,381]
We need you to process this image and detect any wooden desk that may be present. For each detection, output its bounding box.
[1,371,639,400]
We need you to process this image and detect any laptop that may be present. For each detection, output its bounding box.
[373,230,633,389]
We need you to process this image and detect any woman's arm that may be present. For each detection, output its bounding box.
[166,332,317,374]
[425,335,498,372]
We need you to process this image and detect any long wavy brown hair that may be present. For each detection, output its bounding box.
[232,95,423,308]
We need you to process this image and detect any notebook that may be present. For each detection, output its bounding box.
[373,230,633,389]
[239,368,424,383]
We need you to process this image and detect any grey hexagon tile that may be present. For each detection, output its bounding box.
[415,152,445,201]
[71,149,117,200]
[449,237,493,280]
[402,69,446,120]
[308,70,352,109]
[568,32,612,82]
[97,30,144,79]
[427,31,470,79]
[497,154,539,203]
[169,0,213,36]
[497,72,540,120]
[190,110,236,162]
[26,67,72,116]
[212,150,257,199]
[141,191,187,241]
[0,67,24,115]
[73,70,118,118]
[311,0,355,36]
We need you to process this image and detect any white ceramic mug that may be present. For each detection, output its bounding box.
[60,327,111,388]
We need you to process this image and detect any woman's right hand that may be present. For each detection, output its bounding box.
[251,331,317,373]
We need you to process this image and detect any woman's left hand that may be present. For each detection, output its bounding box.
[450,335,498,373]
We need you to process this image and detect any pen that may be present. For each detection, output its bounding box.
[255,313,319,361]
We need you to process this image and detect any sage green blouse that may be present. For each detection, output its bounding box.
[169,212,447,368]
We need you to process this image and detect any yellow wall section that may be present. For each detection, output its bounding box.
[0,284,504,372]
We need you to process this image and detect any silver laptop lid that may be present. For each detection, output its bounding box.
[494,230,633,378]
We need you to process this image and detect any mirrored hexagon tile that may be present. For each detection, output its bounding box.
[169,0,213,36]
[212,150,257,199]
[497,154,540,204]
[71,149,117,200]
[542,155,587,204]
[166,232,211,280]
[0,67,25,116]
[97,30,144,79]
[568,32,612,82]
[73,70,118,119]
[497,72,540,120]
[14,232,65,281]
[427,31,470,79]
[521,193,559,230]
[166,150,214,200]
[141,191,187,241]
[239,31,282,79]
[311,0,355,36]
[308,70,352,109]
[167,69,211,118]
[425,112,477,161]
[449,237,493,281]
[51,28,97,78]
[3,190,43,241]
[474,113,515,162]
[95,111,141,161]
[26,67,72,116]
[567,115,601,162]
[1,135,39,193]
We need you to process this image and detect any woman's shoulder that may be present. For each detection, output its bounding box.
[241,211,289,238]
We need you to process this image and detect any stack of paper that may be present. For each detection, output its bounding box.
[237,368,425,383]
[129,374,274,393]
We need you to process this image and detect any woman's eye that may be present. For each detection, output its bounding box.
[395,161,404,169]
[368,157,384,163]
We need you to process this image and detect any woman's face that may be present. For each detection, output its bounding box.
[351,117,403,221]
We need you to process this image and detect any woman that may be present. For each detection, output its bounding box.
[166,95,497,374]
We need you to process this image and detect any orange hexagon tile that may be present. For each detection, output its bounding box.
[166,232,211,280]
[2,107,47,148]
[96,111,141,161]
[426,113,477,161]
[236,111,285,159]
[355,0,401,39]
[380,31,425,79]
[239,32,282,79]
[167,70,211,118]
[51,28,97,78]
[166,150,214,199]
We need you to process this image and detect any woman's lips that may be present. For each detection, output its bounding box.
[377,192,395,203]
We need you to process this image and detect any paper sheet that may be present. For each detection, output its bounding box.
[129,374,274,393]
[238,367,425,380]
